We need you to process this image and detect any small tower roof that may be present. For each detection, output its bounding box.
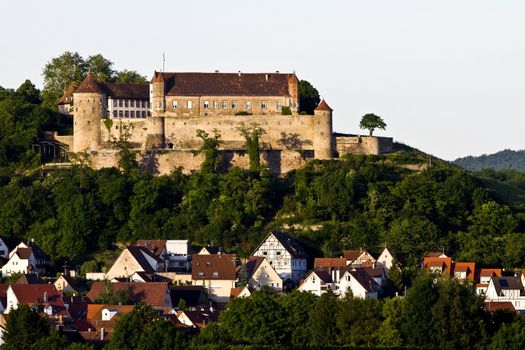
[75,73,104,94]
[151,71,165,83]
[315,99,332,112]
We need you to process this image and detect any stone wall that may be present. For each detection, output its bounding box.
[335,135,393,156]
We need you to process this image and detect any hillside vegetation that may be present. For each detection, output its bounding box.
[454,149,525,171]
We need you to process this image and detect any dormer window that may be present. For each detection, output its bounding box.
[172,100,178,109]
[198,272,204,276]
[232,101,238,109]
[187,100,193,109]
[204,100,209,109]
[213,272,219,277]
[206,262,211,267]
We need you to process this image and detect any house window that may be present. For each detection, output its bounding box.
[263,251,267,256]
[142,111,146,118]
[232,100,238,109]
[142,100,146,108]
[213,101,219,109]
[187,100,193,109]
[213,272,219,277]
[172,100,178,109]
[119,111,123,118]
[124,100,129,108]
[222,100,227,109]
[119,100,123,107]
[206,262,211,267]
[312,276,316,283]
[277,101,282,110]
[276,251,281,255]
[204,100,209,109]
[130,111,135,118]
[246,100,251,110]
[261,100,267,109]
[113,99,117,107]
[124,111,129,118]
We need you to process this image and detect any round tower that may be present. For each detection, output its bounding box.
[73,73,105,152]
[150,71,165,117]
[313,99,333,159]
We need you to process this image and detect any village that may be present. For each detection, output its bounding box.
[0,232,522,346]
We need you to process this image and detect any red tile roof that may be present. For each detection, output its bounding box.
[315,99,332,112]
[192,254,238,280]
[157,72,294,97]
[87,282,171,307]
[343,250,363,261]
[10,284,69,317]
[134,240,167,258]
[484,301,515,313]
[75,73,105,94]
[452,262,476,280]
[314,258,347,268]
[423,257,453,274]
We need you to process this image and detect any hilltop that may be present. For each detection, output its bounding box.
[454,149,525,171]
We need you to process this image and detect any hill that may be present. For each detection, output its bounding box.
[454,149,525,171]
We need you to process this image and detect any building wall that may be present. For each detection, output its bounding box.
[1,254,34,277]
[298,273,323,296]
[193,279,236,303]
[335,136,393,156]
[106,250,150,280]
[248,259,283,292]
[73,92,105,152]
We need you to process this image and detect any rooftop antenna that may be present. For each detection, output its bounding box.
[162,53,165,72]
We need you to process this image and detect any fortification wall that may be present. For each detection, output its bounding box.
[163,114,316,151]
[88,148,307,175]
[99,119,147,148]
[335,136,393,156]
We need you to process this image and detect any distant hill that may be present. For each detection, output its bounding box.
[453,149,525,171]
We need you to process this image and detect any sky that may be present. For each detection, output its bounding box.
[1,0,524,160]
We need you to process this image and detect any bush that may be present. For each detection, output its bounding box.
[281,106,292,115]
[235,111,252,116]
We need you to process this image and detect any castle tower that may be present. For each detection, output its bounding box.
[313,99,333,159]
[287,73,300,111]
[146,71,165,148]
[73,73,105,152]
[150,71,165,116]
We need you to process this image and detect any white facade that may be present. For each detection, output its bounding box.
[484,277,525,312]
[247,258,283,292]
[165,240,192,272]
[252,233,307,282]
[376,247,395,275]
[193,279,236,303]
[107,98,149,119]
[298,271,336,296]
[338,271,378,299]
[1,250,35,277]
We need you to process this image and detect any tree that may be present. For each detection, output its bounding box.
[136,319,185,350]
[308,291,338,346]
[489,316,525,350]
[237,122,266,171]
[195,129,222,173]
[2,304,52,350]
[115,70,148,84]
[278,291,318,347]
[16,80,41,104]
[41,51,88,108]
[359,113,387,136]
[299,80,320,115]
[86,54,115,82]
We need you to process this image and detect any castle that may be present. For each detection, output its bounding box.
[53,71,392,174]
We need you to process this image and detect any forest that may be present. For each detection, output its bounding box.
[454,149,525,172]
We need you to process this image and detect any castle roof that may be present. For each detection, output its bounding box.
[155,72,295,97]
[315,99,332,112]
[57,81,79,105]
[75,73,105,94]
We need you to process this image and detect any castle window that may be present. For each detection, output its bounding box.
[213,101,219,109]
[187,100,193,109]
[276,101,282,110]
[261,100,267,109]
[222,100,227,109]
[232,100,238,109]
[142,100,146,108]
[132,100,136,108]
[119,111,123,118]
[113,99,117,107]
[106,110,110,118]
[203,100,209,109]
[124,111,129,118]
[246,100,251,110]
[119,100,123,107]
[130,111,135,118]
[113,111,117,118]
[172,100,178,109]
[124,100,129,108]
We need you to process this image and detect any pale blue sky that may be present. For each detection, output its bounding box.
[1,0,524,160]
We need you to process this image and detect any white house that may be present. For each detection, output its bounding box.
[485,275,525,312]
[338,268,380,299]
[376,247,396,275]
[246,256,283,292]
[1,242,51,277]
[105,246,166,280]
[192,254,238,303]
[298,270,337,296]
[344,249,376,267]
[135,239,192,272]
[252,232,308,282]
[0,238,9,259]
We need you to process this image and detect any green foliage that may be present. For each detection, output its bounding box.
[195,129,222,173]
[308,291,338,346]
[94,279,130,305]
[298,80,320,115]
[234,111,252,116]
[2,304,53,350]
[80,259,99,275]
[489,315,525,350]
[359,113,387,136]
[115,70,148,84]
[281,106,292,115]
[455,149,525,172]
[237,122,266,171]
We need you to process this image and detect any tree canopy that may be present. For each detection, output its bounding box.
[359,113,387,136]
[299,80,320,115]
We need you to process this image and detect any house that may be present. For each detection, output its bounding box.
[426,252,449,258]
[485,276,525,312]
[423,256,453,275]
[344,249,376,267]
[63,295,90,321]
[191,254,238,303]
[314,258,347,270]
[0,238,9,259]
[54,275,86,295]
[176,310,219,328]
[198,245,225,255]
[105,246,166,280]
[252,232,308,282]
[230,286,253,299]
[169,285,208,310]
[78,304,135,344]
[135,239,192,272]
[298,270,336,296]
[5,284,69,318]
[363,267,386,287]
[1,241,51,277]
[129,271,172,283]
[245,256,283,292]
[376,247,396,275]
[87,282,172,308]
[451,262,476,281]
[338,268,380,299]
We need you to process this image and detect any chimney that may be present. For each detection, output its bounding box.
[238,71,242,77]
[100,328,105,341]
[265,74,269,81]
